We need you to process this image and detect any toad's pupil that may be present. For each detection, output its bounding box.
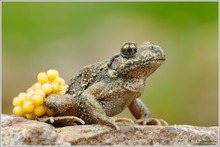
[129,48,136,54]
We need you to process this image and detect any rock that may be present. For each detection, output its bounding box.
[1,114,70,145]
[1,114,218,145]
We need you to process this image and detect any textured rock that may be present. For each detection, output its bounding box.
[1,114,70,145]
[1,114,218,146]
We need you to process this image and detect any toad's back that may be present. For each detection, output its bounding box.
[66,61,108,99]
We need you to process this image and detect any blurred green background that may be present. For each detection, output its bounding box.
[2,2,218,126]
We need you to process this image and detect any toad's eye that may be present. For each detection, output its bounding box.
[121,42,137,58]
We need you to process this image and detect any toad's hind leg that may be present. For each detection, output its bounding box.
[40,94,85,127]
[45,94,78,116]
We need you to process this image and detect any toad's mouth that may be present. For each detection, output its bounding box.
[125,57,165,67]
[146,58,165,63]
[155,58,166,62]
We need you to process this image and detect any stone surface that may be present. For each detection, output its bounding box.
[1,114,219,146]
[1,114,70,145]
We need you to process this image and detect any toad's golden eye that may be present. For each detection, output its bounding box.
[121,42,137,58]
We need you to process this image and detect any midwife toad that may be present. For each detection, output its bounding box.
[39,41,168,131]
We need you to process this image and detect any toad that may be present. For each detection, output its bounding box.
[38,41,168,131]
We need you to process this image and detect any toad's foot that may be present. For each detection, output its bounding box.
[114,117,135,125]
[97,117,120,131]
[101,117,135,131]
[136,118,168,126]
[36,116,85,127]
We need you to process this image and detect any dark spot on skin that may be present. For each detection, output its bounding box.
[150,46,154,49]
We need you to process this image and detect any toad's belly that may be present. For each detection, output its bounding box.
[97,80,144,117]
[101,90,141,117]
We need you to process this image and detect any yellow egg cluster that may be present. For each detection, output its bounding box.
[12,69,68,120]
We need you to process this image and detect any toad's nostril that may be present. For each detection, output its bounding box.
[152,46,165,55]
[145,44,165,60]
[150,46,154,49]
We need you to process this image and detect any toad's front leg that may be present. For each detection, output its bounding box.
[79,85,121,131]
[129,98,168,126]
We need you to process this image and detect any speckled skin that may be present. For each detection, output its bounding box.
[44,41,168,130]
